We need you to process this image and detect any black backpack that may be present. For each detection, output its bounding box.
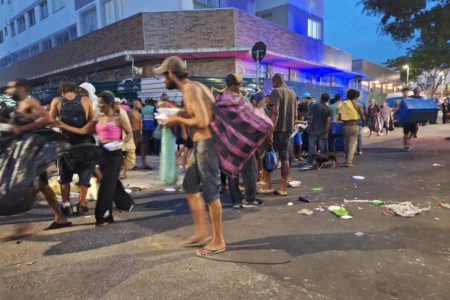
[60,95,87,129]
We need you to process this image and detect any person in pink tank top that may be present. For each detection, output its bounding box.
[95,91,132,226]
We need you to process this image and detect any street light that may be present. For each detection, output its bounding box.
[125,54,135,79]
[403,65,410,85]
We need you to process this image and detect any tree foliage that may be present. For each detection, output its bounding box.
[362,0,450,97]
[385,43,449,96]
[360,0,450,44]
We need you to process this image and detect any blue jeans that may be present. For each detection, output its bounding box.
[228,156,257,205]
[308,134,326,164]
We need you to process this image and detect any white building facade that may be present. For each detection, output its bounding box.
[0,0,326,69]
[0,0,232,68]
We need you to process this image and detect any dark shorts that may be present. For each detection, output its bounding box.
[403,123,417,135]
[182,139,220,203]
[58,144,97,187]
[133,131,143,149]
[273,131,291,161]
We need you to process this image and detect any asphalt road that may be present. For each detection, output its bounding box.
[1,124,450,300]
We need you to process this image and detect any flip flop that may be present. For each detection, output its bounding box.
[181,236,212,248]
[43,221,72,231]
[274,190,288,197]
[258,188,275,194]
[196,247,227,257]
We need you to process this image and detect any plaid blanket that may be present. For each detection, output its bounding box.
[210,91,273,177]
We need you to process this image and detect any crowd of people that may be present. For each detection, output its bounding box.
[1,55,448,256]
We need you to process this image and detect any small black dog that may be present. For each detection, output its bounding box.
[314,152,337,170]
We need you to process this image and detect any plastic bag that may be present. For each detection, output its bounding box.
[263,146,278,172]
[153,124,162,140]
[0,129,70,216]
[160,126,178,185]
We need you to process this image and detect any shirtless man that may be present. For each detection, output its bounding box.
[129,100,151,169]
[50,83,96,215]
[5,79,71,232]
[154,56,225,256]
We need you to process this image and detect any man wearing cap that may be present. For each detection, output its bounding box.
[223,74,263,209]
[154,56,225,256]
[260,73,297,196]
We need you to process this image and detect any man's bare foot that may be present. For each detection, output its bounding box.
[181,234,210,247]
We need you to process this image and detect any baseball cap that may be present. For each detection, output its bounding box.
[225,73,243,87]
[302,92,312,99]
[153,56,187,76]
[114,97,121,103]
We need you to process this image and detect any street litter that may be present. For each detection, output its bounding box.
[287,202,294,206]
[343,199,385,206]
[439,202,450,209]
[69,192,79,199]
[297,209,313,215]
[26,261,36,265]
[151,242,164,249]
[383,202,431,217]
[298,196,311,203]
[432,164,444,167]
[328,206,353,219]
[355,232,364,237]
[312,187,323,192]
[289,180,301,188]
[315,206,325,212]
[163,187,176,192]
[352,176,365,180]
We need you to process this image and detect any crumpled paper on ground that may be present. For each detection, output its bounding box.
[383,202,431,217]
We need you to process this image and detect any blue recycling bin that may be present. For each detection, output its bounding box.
[395,99,439,124]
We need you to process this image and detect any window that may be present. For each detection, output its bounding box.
[40,1,49,20]
[28,9,36,27]
[52,0,65,13]
[41,38,52,51]
[17,16,26,33]
[10,22,15,37]
[54,31,69,46]
[307,18,321,39]
[29,44,40,57]
[68,26,77,40]
[18,49,29,61]
[104,0,124,25]
[260,12,273,22]
[0,31,4,44]
[81,7,97,34]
